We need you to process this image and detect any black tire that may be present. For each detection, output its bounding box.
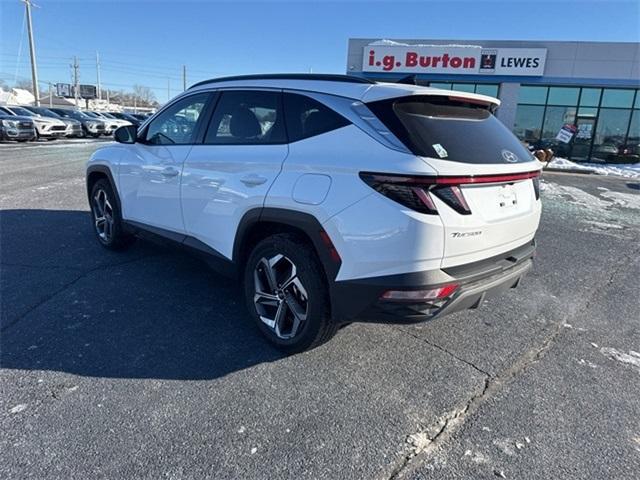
[89,179,134,250]
[244,233,338,354]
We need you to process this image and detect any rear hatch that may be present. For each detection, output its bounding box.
[366,93,541,268]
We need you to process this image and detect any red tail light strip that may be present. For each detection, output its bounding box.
[361,170,540,186]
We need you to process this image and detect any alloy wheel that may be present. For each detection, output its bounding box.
[92,189,114,242]
[253,254,309,339]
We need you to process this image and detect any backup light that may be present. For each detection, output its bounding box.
[380,283,459,302]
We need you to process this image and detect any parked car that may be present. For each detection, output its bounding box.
[49,108,106,138]
[131,113,149,122]
[23,106,84,138]
[85,111,121,135]
[86,74,542,352]
[93,111,132,128]
[108,111,142,127]
[0,105,67,140]
[0,113,36,142]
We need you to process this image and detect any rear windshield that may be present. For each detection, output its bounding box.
[367,96,533,164]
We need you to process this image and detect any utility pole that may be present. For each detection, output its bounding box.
[22,0,40,106]
[96,51,102,100]
[48,82,52,107]
[182,65,186,91]
[72,56,80,107]
[167,78,171,102]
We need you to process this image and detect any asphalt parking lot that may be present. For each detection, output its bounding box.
[1,141,639,479]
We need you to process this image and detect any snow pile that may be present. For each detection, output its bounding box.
[546,157,640,179]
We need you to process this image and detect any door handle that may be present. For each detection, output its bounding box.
[240,175,268,186]
[161,167,180,177]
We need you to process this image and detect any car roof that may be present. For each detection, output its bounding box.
[188,74,500,106]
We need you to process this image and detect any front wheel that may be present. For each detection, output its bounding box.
[244,233,338,353]
[89,179,134,250]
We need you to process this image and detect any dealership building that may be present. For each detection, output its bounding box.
[346,39,640,162]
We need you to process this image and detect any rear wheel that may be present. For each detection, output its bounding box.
[89,179,134,250]
[244,233,337,353]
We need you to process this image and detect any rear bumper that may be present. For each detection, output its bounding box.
[331,240,535,323]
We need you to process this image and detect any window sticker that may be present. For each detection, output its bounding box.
[432,143,448,158]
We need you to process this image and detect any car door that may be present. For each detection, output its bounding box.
[181,89,288,259]
[118,92,212,233]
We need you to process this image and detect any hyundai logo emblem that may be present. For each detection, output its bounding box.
[502,150,519,163]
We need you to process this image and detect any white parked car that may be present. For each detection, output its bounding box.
[86,74,542,352]
[0,105,67,140]
[92,111,132,131]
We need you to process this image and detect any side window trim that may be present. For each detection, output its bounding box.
[137,91,215,146]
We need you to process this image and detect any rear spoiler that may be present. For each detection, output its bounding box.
[365,82,500,112]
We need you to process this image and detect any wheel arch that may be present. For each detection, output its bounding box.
[86,165,121,212]
[234,208,341,285]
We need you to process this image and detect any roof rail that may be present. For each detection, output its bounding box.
[189,73,375,90]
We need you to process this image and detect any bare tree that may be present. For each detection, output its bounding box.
[14,79,34,91]
[132,85,157,107]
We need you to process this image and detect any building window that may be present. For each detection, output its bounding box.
[579,88,601,107]
[451,83,475,93]
[601,89,635,108]
[428,82,452,90]
[547,87,579,106]
[628,110,640,144]
[542,106,576,157]
[518,86,548,104]
[591,108,632,162]
[427,82,499,97]
[514,105,545,143]
[514,85,640,162]
[475,84,499,97]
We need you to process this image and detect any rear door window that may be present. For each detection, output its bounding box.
[204,90,285,145]
[367,96,533,164]
[283,93,350,142]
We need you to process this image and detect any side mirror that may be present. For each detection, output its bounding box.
[114,125,137,144]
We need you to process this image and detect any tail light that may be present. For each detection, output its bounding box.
[359,170,540,215]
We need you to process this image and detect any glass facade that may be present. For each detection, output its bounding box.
[514,86,640,163]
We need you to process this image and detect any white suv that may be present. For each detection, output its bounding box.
[86,74,541,352]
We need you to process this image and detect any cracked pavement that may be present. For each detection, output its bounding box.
[1,141,639,479]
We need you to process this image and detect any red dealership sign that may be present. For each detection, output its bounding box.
[363,44,546,76]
